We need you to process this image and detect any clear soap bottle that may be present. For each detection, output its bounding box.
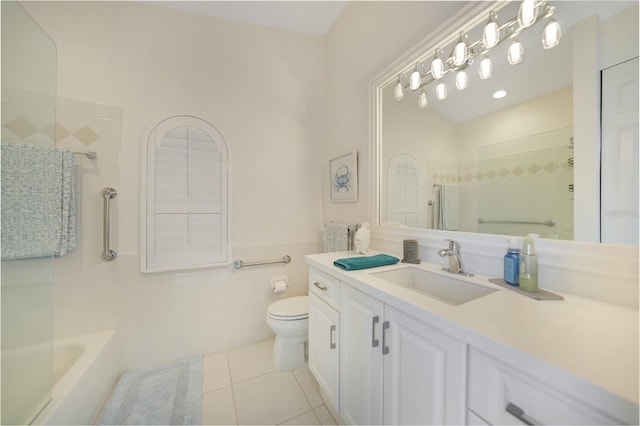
[519,236,538,292]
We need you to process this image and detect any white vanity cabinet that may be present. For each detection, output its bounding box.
[308,268,341,411]
[339,282,466,425]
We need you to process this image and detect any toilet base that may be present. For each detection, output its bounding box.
[273,337,306,371]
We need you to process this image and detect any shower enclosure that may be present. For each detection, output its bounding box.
[1,2,58,424]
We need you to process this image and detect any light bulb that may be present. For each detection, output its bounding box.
[409,64,421,91]
[518,0,538,28]
[455,70,468,90]
[418,89,428,109]
[508,39,524,65]
[452,32,469,67]
[393,77,404,101]
[482,12,500,49]
[542,18,561,49]
[435,82,447,101]
[431,48,445,80]
[479,55,493,80]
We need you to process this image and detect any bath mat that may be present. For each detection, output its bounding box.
[98,355,202,425]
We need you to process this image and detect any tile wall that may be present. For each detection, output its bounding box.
[51,97,319,371]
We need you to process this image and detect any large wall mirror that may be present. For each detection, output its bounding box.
[376,0,638,245]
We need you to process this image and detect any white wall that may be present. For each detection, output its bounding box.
[324,1,470,226]
[24,1,326,370]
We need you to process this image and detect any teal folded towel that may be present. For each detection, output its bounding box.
[334,254,400,271]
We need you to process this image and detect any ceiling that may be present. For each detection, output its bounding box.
[143,1,348,36]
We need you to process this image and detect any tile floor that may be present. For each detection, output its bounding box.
[201,339,338,425]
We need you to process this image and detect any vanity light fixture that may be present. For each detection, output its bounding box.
[452,32,469,66]
[392,0,560,109]
[507,28,525,65]
[418,89,429,109]
[455,70,468,90]
[542,16,561,49]
[409,64,422,90]
[482,12,500,49]
[435,82,447,100]
[518,0,538,28]
[479,55,493,80]
[431,48,446,80]
[492,90,508,99]
[394,75,405,100]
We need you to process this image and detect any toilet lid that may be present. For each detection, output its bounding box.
[268,296,308,318]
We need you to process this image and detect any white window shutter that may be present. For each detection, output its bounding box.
[142,116,229,273]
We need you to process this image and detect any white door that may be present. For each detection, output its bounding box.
[340,284,384,425]
[308,292,340,411]
[382,305,466,425]
[601,57,639,244]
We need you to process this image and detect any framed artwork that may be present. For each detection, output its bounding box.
[330,150,358,202]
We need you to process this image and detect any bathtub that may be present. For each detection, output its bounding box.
[33,329,118,425]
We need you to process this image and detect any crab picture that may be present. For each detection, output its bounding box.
[334,164,351,192]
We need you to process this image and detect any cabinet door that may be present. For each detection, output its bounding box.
[383,305,466,425]
[308,292,340,411]
[340,284,384,425]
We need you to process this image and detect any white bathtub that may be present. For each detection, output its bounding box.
[33,329,118,425]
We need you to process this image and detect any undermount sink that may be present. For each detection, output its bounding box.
[370,266,497,306]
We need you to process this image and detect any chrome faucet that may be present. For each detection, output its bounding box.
[438,239,473,277]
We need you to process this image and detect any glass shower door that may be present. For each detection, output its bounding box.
[1,2,57,424]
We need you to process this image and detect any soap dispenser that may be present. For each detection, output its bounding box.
[519,235,538,292]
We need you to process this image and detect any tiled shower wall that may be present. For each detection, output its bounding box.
[49,97,316,371]
[476,126,574,240]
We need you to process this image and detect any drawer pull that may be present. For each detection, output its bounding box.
[372,316,380,347]
[330,325,336,349]
[313,282,328,291]
[382,321,390,355]
[506,402,537,425]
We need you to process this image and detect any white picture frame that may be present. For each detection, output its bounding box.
[330,150,358,202]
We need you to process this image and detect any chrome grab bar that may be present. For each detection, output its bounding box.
[478,218,556,227]
[102,187,117,261]
[233,255,291,269]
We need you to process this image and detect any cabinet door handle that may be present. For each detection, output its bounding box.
[330,325,336,349]
[372,316,380,347]
[505,402,537,425]
[382,321,390,355]
[313,282,327,291]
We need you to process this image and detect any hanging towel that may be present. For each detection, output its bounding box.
[325,222,350,252]
[440,184,458,231]
[334,254,400,271]
[1,142,76,259]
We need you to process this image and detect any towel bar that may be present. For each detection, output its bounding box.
[102,187,117,261]
[73,150,98,160]
[233,255,291,269]
[478,218,556,227]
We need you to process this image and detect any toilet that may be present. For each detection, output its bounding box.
[266,295,309,371]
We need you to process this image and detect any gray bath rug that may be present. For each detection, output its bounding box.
[98,355,202,425]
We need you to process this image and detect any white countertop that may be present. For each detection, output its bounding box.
[306,251,639,408]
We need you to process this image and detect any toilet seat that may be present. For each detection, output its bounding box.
[267,296,308,321]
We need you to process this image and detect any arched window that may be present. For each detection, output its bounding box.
[388,153,420,227]
[141,115,229,273]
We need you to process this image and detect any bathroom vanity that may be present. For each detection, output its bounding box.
[306,252,639,425]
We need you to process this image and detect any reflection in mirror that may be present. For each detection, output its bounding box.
[377,0,638,243]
